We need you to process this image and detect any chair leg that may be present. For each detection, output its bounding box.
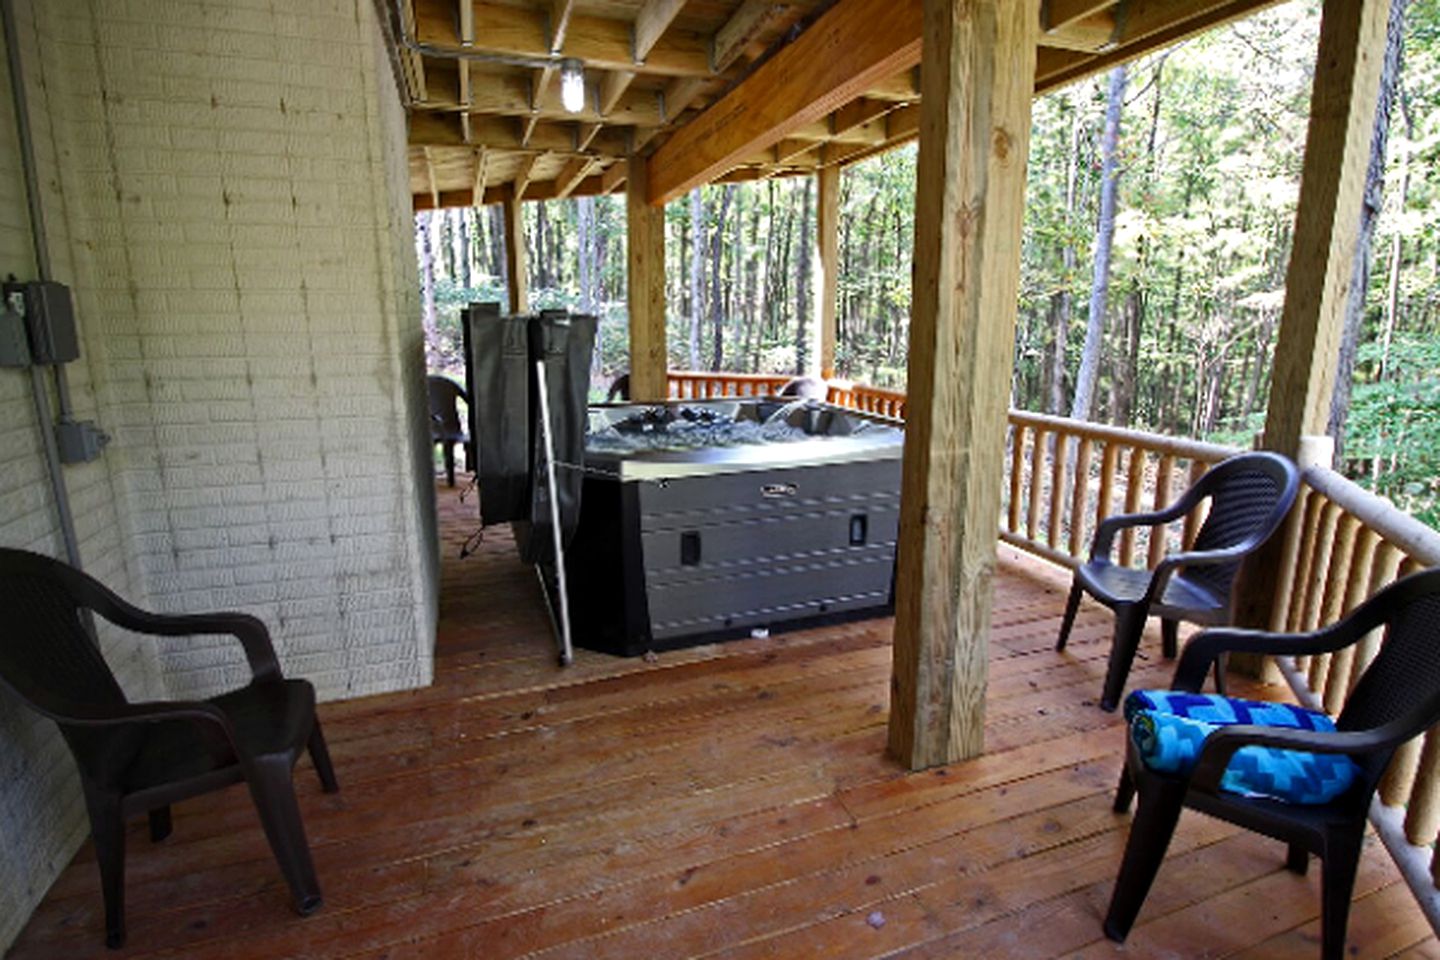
[148,805,172,843]
[1055,581,1083,652]
[1286,841,1309,875]
[443,443,456,487]
[1319,831,1363,960]
[1100,606,1147,712]
[308,720,340,794]
[1213,651,1229,697]
[244,757,324,916]
[1161,619,1178,659]
[1103,777,1186,943]
[1113,764,1136,814]
[81,785,127,949]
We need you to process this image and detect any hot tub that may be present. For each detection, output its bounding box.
[563,399,904,656]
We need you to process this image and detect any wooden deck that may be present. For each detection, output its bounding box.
[8,481,1433,960]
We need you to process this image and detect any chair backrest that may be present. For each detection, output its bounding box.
[1183,451,1299,600]
[427,375,466,438]
[1338,569,1440,740]
[0,549,128,720]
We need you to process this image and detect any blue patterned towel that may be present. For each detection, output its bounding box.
[1125,690,1360,805]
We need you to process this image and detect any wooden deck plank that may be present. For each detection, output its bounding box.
[6,481,1428,960]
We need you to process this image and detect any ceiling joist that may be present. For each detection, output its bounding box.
[646,0,923,205]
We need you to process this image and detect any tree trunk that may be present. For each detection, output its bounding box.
[1112,285,1143,425]
[710,185,735,369]
[417,213,438,368]
[1049,88,1084,415]
[1381,81,1415,382]
[1071,66,1127,423]
[688,189,704,369]
[795,177,814,375]
[1328,0,1408,461]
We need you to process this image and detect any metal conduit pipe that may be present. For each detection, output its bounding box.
[2,0,83,570]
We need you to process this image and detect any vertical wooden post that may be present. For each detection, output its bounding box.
[1263,0,1388,457]
[1235,0,1387,650]
[627,154,668,401]
[814,164,840,378]
[887,0,1038,769]
[502,186,529,314]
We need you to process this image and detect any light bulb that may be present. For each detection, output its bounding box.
[560,59,585,113]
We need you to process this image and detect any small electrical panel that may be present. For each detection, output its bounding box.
[21,281,79,364]
[56,418,110,464]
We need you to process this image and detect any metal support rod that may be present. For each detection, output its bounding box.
[534,359,574,666]
[2,0,83,571]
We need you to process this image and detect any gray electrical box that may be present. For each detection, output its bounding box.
[22,281,79,364]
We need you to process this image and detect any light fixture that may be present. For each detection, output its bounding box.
[560,58,585,114]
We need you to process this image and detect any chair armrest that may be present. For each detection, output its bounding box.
[40,697,239,748]
[1092,484,1208,559]
[1171,609,1386,692]
[1188,724,1389,795]
[89,597,283,684]
[1141,540,1271,605]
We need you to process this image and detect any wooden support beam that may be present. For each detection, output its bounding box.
[1262,0,1388,459]
[502,185,528,313]
[600,70,636,115]
[633,0,687,65]
[830,97,892,137]
[626,153,667,401]
[512,151,539,199]
[402,0,429,101]
[601,160,629,194]
[549,0,577,51]
[422,146,441,208]
[646,0,923,205]
[1041,0,1113,31]
[419,66,664,126]
[410,111,632,158]
[888,0,1038,770]
[1041,11,1117,51]
[416,0,708,77]
[814,164,839,377]
[712,1,789,72]
[662,75,707,121]
[554,156,593,199]
[520,114,541,148]
[576,122,603,151]
[457,0,474,44]
[472,146,489,203]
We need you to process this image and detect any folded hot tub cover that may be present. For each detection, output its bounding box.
[1123,690,1360,805]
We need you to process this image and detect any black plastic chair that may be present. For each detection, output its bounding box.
[0,549,338,949]
[427,374,472,487]
[1055,450,1300,710]
[1105,568,1440,960]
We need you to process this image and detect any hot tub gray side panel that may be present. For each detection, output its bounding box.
[634,458,901,641]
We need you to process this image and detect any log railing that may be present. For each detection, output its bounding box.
[666,370,793,399]
[827,381,909,419]
[1267,464,1440,931]
[1000,410,1240,570]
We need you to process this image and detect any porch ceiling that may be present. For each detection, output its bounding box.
[395,0,1283,209]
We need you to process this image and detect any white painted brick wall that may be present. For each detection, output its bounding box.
[0,0,437,949]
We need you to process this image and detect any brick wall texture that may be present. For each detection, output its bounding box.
[0,0,437,948]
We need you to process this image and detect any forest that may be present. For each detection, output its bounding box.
[416,0,1440,525]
